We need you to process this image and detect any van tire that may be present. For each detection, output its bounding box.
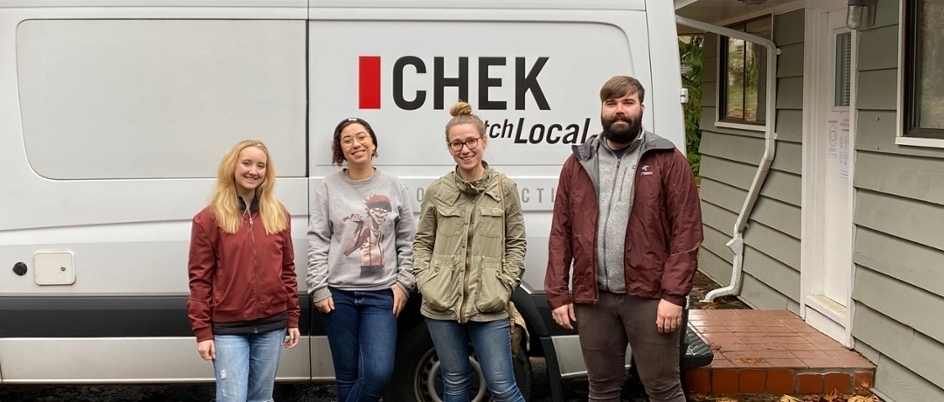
[385,321,532,402]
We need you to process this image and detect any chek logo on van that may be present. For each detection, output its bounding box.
[357,55,593,145]
[358,55,550,111]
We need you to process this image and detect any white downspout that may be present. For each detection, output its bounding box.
[675,16,780,302]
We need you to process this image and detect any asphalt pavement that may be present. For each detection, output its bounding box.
[0,357,629,402]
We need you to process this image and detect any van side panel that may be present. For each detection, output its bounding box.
[307,11,656,290]
[16,19,307,181]
[307,6,667,379]
[0,7,312,382]
[0,0,684,385]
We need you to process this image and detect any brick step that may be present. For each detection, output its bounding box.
[684,367,874,395]
[686,309,876,395]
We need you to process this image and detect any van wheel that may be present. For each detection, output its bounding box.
[385,322,532,402]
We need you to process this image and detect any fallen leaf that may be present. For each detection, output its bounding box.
[854,381,873,396]
[823,390,840,402]
[780,396,802,402]
[848,396,880,402]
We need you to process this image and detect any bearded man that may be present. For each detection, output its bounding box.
[544,75,704,402]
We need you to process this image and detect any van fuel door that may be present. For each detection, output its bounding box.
[33,251,76,286]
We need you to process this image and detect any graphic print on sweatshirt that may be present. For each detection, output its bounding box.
[341,194,391,276]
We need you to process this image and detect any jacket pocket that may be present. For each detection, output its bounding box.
[436,207,465,237]
[477,207,504,238]
[414,259,432,290]
[419,256,460,312]
[474,259,510,314]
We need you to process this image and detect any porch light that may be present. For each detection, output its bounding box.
[847,0,876,30]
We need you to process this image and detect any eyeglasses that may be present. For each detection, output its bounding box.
[341,133,371,147]
[448,137,480,152]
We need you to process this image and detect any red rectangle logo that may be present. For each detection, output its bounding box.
[359,56,381,109]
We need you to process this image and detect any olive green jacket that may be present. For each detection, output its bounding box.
[413,164,527,323]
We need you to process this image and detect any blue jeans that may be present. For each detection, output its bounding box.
[425,318,526,402]
[212,328,286,402]
[321,287,397,402]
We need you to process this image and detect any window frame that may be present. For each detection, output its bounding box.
[717,15,772,128]
[902,0,944,140]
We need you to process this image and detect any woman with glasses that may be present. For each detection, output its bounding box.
[306,118,415,402]
[413,101,528,402]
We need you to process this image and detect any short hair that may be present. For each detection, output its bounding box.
[331,117,378,166]
[599,76,645,103]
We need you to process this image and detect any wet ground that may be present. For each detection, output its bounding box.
[688,270,751,311]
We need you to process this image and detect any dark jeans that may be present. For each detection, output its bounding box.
[425,318,526,402]
[575,292,684,402]
[321,287,397,402]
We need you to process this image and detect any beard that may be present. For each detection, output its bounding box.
[601,111,643,145]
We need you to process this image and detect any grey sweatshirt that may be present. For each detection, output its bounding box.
[595,137,643,294]
[306,169,415,302]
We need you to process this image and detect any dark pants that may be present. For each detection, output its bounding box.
[321,287,397,402]
[575,292,685,402]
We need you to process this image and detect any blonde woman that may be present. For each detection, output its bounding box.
[413,102,527,402]
[187,140,301,402]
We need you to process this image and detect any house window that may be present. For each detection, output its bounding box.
[904,0,944,138]
[718,16,772,125]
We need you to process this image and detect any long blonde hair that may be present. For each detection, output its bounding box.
[209,140,288,234]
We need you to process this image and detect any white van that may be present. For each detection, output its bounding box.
[0,0,712,400]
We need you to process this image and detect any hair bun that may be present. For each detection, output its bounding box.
[449,101,473,117]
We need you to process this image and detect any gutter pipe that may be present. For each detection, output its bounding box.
[675,16,780,302]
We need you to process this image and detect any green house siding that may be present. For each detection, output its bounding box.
[851,1,944,400]
[693,1,944,399]
[696,9,804,313]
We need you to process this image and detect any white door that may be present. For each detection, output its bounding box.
[822,10,854,308]
[801,5,857,346]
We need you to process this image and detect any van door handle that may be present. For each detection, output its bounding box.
[13,262,27,276]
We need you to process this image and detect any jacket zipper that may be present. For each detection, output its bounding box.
[588,146,654,305]
[458,193,484,323]
[601,157,622,292]
[248,210,261,329]
[618,165,627,201]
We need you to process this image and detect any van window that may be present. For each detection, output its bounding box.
[16,19,307,180]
